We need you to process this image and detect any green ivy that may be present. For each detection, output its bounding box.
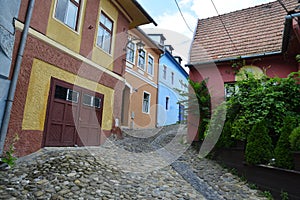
[226,71,300,141]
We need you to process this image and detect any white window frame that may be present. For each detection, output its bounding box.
[126,40,136,64]
[163,65,167,80]
[147,54,154,76]
[171,72,174,85]
[142,91,151,114]
[137,49,146,70]
[97,11,114,54]
[54,0,81,31]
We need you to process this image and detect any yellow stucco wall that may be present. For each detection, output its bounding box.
[46,0,86,53]
[91,0,118,70]
[22,58,114,131]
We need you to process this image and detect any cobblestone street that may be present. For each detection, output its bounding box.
[0,125,267,199]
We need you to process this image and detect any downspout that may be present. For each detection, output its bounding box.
[0,0,35,154]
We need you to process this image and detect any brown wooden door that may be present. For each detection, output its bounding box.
[76,89,104,146]
[43,78,104,147]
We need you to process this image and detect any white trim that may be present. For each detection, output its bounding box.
[137,49,146,71]
[147,53,154,76]
[142,91,151,114]
[125,67,158,88]
[15,20,124,81]
[125,40,136,65]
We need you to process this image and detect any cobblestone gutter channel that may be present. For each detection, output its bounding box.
[149,127,223,200]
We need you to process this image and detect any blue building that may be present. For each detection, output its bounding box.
[0,0,21,129]
[148,34,188,126]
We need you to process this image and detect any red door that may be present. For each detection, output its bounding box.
[43,78,104,147]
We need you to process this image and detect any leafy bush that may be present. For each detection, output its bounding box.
[274,116,297,169]
[189,79,211,140]
[215,120,235,149]
[245,121,273,165]
[290,126,300,151]
[226,71,300,141]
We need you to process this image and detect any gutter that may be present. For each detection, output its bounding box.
[0,0,35,154]
[186,51,282,67]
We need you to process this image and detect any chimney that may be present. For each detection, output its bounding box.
[174,56,182,65]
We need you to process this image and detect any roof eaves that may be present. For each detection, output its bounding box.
[186,51,282,67]
[132,0,157,26]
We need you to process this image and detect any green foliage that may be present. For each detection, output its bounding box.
[245,121,273,165]
[1,145,17,168]
[296,54,300,63]
[226,71,300,142]
[281,191,289,200]
[262,191,274,200]
[290,126,300,151]
[189,78,211,140]
[274,116,297,169]
[1,134,19,168]
[215,120,235,149]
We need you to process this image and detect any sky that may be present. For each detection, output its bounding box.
[137,0,277,64]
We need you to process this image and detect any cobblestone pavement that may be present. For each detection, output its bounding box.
[0,125,267,200]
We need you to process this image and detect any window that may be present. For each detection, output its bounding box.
[138,50,146,70]
[126,41,135,63]
[55,0,81,31]
[163,65,167,80]
[97,12,113,54]
[55,85,79,103]
[225,83,236,99]
[171,72,174,85]
[147,55,154,75]
[83,94,101,108]
[165,97,169,110]
[142,92,150,113]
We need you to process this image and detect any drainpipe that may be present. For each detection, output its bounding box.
[0,0,35,154]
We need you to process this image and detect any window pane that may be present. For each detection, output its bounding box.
[103,30,111,53]
[55,0,68,22]
[55,85,68,100]
[94,97,101,108]
[148,56,153,75]
[67,89,79,103]
[65,2,78,29]
[98,13,112,53]
[143,93,150,113]
[83,94,92,106]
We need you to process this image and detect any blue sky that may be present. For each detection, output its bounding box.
[137,0,277,63]
[138,0,276,38]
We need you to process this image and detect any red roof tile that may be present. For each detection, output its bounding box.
[189,0,299,63]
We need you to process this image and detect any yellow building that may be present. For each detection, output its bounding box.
[3,0,156,156]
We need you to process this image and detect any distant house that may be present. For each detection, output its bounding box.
[122,28,163,129]
[0,0,156,156]
[187,0,300,141]
[148,34,189,127]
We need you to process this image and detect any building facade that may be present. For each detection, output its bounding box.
[187,0,300,141]
[157,49,188,127]
[0,0,155,156]
[122,28,163,129]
